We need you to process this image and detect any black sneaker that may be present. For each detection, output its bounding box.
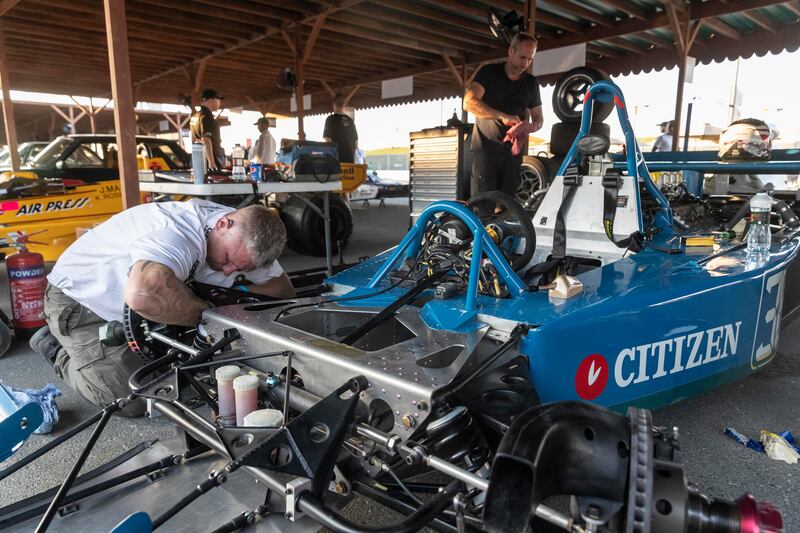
[29,326,61,368]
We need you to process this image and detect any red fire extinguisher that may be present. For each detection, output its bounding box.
[6,233,47,334]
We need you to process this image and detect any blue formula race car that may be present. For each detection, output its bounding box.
[263,80,799,418]
[3,82,792,533]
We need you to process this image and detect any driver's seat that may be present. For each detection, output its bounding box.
[529,135,642,267]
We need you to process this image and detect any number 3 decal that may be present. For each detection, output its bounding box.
[752,271,786,369]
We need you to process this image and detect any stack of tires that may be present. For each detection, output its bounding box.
[549,67,613,157]
[515,67,613,206]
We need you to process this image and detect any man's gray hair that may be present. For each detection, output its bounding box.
[510,32,538,49]
[232,205,287,268]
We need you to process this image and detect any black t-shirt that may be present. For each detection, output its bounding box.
[323,112,358,163]
[190,105,225,166]
[470,63,541,152]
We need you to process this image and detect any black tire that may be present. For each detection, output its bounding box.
[280,193,353,257]
[0,320,13,358]
[517,156,549,204]
[549,121,612,158]
[552,67,613,123]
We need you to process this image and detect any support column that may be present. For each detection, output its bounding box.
[461,60,468,122]
[0,23,20,172]
[162,112,190,134]
[104,0,139,209]
[70,97,111,135]
[343,85,360,106]
[672,57,686,152]
[294,25,306,140]
[524,0,537,35]
[188,59,207,107]
[666,3,699,152]
[51,105,86,134]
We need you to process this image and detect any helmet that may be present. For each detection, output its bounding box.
[718,118,772,161]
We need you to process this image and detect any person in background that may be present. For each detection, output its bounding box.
[323,93,358,164]
[354,147,366,165]
[190,89,226,171]
[29,200,295,417]
[463,32,543,198]
[652,120,675,152]
[249,116,277,165]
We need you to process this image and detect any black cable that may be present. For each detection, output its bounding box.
[383,464,423,506]
[275,224,437,322]
[297,479,463,533]
[178,350,288,370]
[352,481,459,533]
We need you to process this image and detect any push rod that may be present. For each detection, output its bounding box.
[0,410,104,482]
[35,402,119,532]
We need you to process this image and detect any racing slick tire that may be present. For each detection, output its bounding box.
[517,156,550,205]
[552,66,613,123]
[0,320,12,358]
[280,193,353,257]
[549,121,611,158]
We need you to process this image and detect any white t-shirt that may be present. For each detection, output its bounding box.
[249,131,276,165]
[48,199,284,322]
[652,133,673,152]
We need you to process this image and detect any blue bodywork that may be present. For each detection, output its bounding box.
[326,81,800,412]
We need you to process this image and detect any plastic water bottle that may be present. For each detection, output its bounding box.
[746,190,772,258]
[232,144,246,181]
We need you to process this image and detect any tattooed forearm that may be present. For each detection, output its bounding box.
[124,260,210,326]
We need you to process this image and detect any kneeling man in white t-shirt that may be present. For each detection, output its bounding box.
[32,199,295,416]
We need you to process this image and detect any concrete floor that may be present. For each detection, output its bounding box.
[1,196,799,531]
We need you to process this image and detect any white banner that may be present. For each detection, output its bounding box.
[532,43,586,77]
[290,93,312,112]
[684,56,696,84]
[381,76,414,99]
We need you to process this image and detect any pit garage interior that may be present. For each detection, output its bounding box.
[0,1,800,532]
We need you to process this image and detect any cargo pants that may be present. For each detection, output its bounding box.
[43,284,145,417]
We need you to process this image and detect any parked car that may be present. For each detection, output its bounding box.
[0,135,190,260]
[10,134,190,182]
[365,169,409,198]
[0,141,48,169]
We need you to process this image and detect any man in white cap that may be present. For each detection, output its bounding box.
[250,116,277,165]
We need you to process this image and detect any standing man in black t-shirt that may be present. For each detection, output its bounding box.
[464,33,543,197]
[323,93,358,164]
[190,89,226,171]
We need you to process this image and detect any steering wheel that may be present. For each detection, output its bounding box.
[467,191,536,272]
